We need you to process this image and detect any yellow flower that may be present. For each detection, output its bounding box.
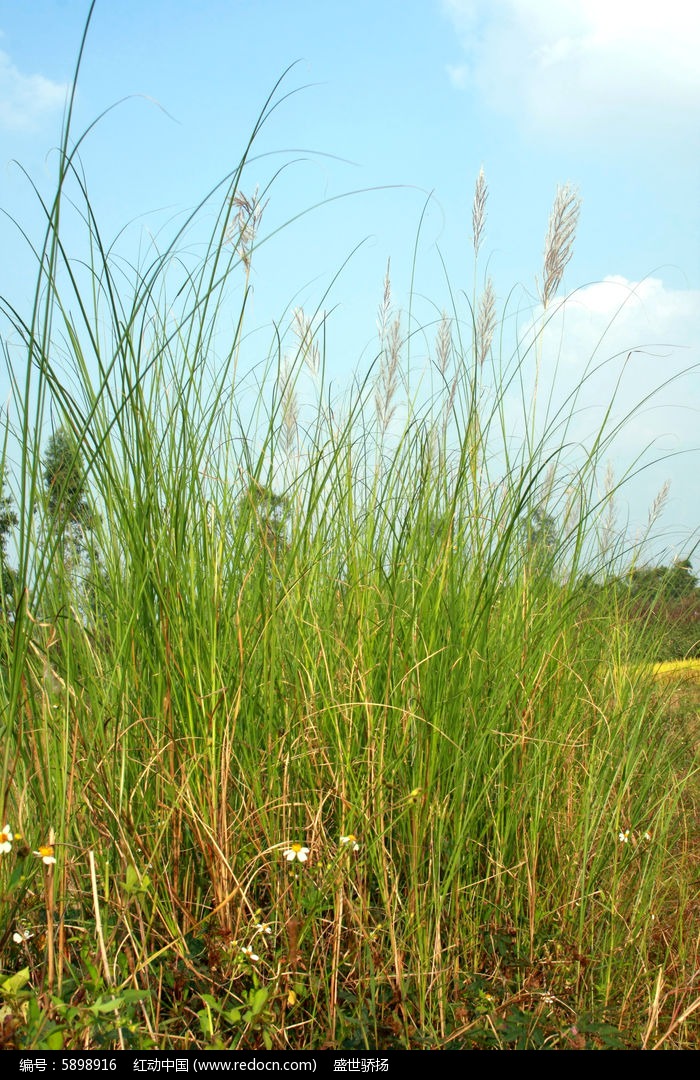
[34,845,56,865]
[283,843,309,863]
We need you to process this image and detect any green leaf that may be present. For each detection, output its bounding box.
[1,968,30,996]
[250,987,268,1016]
[7,863,29,893]
[46,1030,65,1050]
[89,997,122,1015]
[124,865,151,895]
[120,989,149,1005]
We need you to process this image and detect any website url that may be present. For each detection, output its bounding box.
[194,1062,315,1073]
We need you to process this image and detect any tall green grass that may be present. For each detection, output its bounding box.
[0,12,697,1050]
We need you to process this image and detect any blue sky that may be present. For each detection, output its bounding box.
[1,0,698,561]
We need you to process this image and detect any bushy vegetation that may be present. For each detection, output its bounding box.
[625,562,699,661]
[575,559,700,665]
[0,13,698,1051]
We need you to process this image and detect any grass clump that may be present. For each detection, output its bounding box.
[0,14,698,1052]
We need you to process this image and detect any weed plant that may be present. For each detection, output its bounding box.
[0,9,698,1051]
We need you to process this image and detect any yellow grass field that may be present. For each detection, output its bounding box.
[651,659,700,682]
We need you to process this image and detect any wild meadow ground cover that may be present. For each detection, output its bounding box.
[0,22,698,1051]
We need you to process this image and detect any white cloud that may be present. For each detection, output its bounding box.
[0,48,69,132]
[442,0,700,146]
[510,276,700,546]
[519,276,698,436]
[551,276,699,371]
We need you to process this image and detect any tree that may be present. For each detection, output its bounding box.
[624,559,700,661]
[0,475,18,618]
[627,559,698,604]
[41,426,101,609]
[43,426,93,540]
[520,506,558,578]
[664,558,697,601]
[235,478,290,563]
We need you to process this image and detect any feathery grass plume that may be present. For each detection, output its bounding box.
[539,182,581,309]
[647,479,671,532]
[278,356,298,460]
[472,166,487,260]
[375,262,401,433]
[376,314,401,434]
[436,311,458,428]
[626,479,671,570]
[531,183,581,438]
[562,482,582,541]
[475,278,496,368]
[292,307,320,377]
[435,311,452,376]
[599,460,618,558]
[226,185,266,272]
[377,259,392,345]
